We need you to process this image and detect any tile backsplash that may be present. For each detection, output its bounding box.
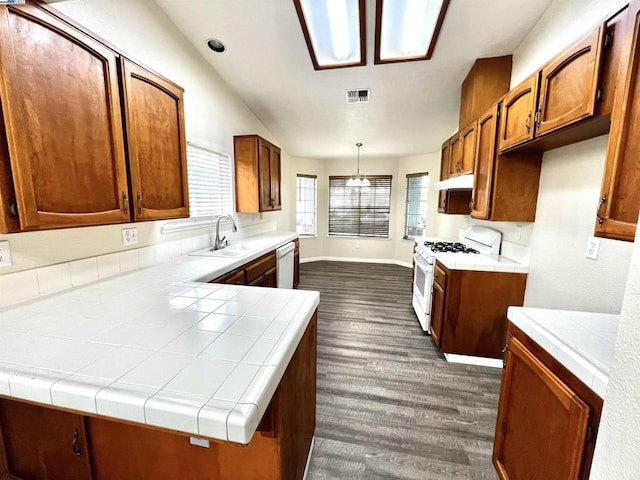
[0,234,211,308]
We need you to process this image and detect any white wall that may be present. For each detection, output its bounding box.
[590,218,640,478]
[0,0,291,275]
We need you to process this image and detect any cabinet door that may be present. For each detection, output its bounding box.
[0,400,92,480]
[430,264,446,348]
[493,338,591,480]
[0,3,130,230]
[471,105,499,219]
[536,26,605,137]
[440,138,451,181]
[121,59,189,221]
[459,120,477,175]
[258,139,274,211]
[269,147,282,211]
[498,76,539,152]
[596,1,640,241]
[212,267,246,285]
[449,133,463,177]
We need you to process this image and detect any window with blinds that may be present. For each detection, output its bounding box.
[296,175,317,236]
[329,175,392,238]
[186,143,234,218]
[404,172,429,239]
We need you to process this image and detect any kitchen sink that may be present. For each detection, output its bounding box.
[189,245,253,258]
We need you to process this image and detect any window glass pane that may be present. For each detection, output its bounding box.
[296,175,317,236]
[329,176,392,237]
[187,143,233,218]
[404,173,429,239]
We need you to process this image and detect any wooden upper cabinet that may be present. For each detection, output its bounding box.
[471,106,499,219]
[498,75,539,152]
[536,26,605,137]
[472,103,542,222]
[596,1,640,242]
[235,135,282,213]
[440,138,451,182]
[120,58,189,221]
[459,119,477,175]
[493,337,592,480]
[460,56,512,127]
[0,3,130,230]
[448,133,462,177]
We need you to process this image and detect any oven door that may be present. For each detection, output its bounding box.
[412,253,434,332]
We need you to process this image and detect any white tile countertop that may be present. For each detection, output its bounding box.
[508,307,620,398]
[435,252,529,273]
[0,231,319,444]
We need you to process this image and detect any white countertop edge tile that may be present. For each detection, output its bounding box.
[508,307,619,399]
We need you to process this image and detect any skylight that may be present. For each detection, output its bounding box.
[294,0,366,70]
[375,0,450,64]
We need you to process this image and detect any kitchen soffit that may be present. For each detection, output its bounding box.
[152,0,553,160]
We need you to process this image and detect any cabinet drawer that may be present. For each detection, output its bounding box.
[434,263,447,289]
[245,252,276,283]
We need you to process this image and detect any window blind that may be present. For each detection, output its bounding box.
[186,143,233,218]
[404,172,429,239]
[329,175,392,237]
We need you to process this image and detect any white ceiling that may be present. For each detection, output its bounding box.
[154,0,553,160]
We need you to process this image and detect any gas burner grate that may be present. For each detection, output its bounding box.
[424,241,479,254]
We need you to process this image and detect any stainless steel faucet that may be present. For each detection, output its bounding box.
[213,214,237,250]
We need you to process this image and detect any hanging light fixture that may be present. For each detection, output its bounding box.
[347,142,370,188]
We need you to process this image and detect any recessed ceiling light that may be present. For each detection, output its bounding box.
[207,38,226,53]
[374,0,450,64]
[293,0,366,70]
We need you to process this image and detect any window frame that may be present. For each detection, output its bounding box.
[296,174,318,237]
[403,172,429,240]
[328,175,392,238]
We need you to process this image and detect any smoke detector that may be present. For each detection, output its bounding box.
[346,89,370,104]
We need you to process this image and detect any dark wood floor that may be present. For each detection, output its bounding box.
[298,261,501,480]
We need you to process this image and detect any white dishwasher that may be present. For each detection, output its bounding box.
[276,242,295,288]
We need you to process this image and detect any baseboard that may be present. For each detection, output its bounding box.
[444,353,503,369]
[302,435,315,480]
[300,256,412,269]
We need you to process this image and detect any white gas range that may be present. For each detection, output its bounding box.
[411,226,502,333]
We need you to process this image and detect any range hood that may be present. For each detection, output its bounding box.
[433,173,474,191]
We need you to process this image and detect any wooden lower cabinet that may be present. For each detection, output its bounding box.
[0,314,317,480]
[0,401,92,480]
[430,261,527,358]
[493,324,602,480]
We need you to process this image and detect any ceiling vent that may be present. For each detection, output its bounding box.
[346,89,370,104]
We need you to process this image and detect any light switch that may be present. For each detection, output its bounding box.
[0,240,12,267]
[586,237,600,260]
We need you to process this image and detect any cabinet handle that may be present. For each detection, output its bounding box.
[534,107,541,130]
[596,194,607,226]
[501,342,509,367]
[122,192,129,215]
[525,111,532,134]
[72,428,82,458]
[137,192,143,215]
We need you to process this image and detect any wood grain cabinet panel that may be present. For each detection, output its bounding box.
[596,1,640,241]
[120,58,189,221]
[498,76,539,152]
[493,335,597,480]
[472,104,542,222]
[536,26,605,137]
[459,120,477,175]
[0,2,130,230]
[0,400,92,480]
[430,261,527,358]
[235,135,282,213]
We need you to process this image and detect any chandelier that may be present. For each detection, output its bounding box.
[346,142,370,187]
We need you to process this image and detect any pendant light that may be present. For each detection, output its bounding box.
[346,142,370,187]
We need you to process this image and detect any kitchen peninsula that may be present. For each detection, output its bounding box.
[0,234,318,480]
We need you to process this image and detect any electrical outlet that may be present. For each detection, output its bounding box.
[0,240,12,267]
[122,228,138,246]
[586,236,600,260]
